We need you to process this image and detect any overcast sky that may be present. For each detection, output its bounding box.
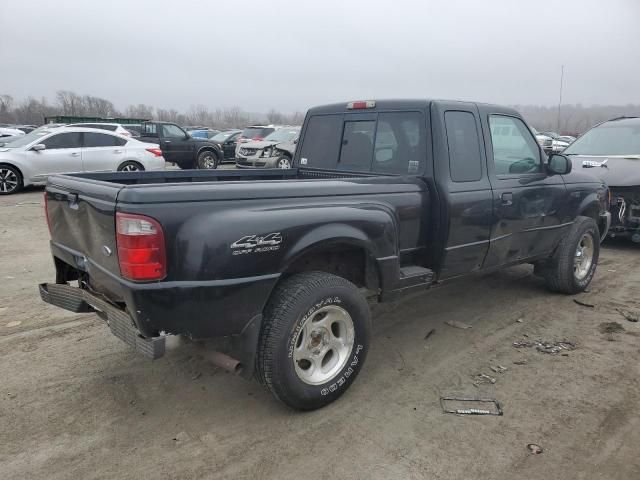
[1,0,639,113]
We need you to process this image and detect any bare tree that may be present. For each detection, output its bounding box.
[125,104,154,120]
[0,94,15,122]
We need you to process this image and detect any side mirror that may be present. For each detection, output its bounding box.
[547,154,572,175]
[31,144,46,151]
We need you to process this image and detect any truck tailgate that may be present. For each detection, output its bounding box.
[45,175,123,281]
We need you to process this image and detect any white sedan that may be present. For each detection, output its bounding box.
[0,127,165,195]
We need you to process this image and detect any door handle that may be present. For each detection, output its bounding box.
[501,192,513,206]
[163,140,171,145]
[113,150,123,154]
[70,152,80,157]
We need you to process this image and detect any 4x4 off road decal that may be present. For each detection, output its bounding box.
[231,232,283,255]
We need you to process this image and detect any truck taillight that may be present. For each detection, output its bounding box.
[43,191,52,235]
[146,148,163,157]
[116,212,166,281]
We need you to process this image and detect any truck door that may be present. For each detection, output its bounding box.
[479,109,568,267]
[160,124,192,165]
[431,103,493,279]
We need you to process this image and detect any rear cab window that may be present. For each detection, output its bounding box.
[299,111,426,174]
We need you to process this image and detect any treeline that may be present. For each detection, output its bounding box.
[0,91,305,129]
[1,91,639,134]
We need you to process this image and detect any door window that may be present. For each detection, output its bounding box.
[41,132,82,149]
[489,116,541,175]
[445,111,482,182]
[338,120,375,171]
[162,124,185,138]
[372,112,424,174]
[83,132,126,147]
[297,114,343,168]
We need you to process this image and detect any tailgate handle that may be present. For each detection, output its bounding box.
[67,193,79,210]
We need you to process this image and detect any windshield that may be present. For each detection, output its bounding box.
[2,128,55,148]
[211,131,237,142]
[564,122,640,156]
[264,128,300,143]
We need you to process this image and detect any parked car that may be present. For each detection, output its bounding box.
[210,129,242,161]
[65,123,134,137]
[563,116,640,240]
[39,99,609,410]
[15,125,37,134]
[540,131,570,153]
[236,126,300,168]
[558,135,576,144]
[0,127,25,138]
[138,121,224,169]
[531,127,554,154]
[234,125,278,155]
[0,127,164,194]
[188,129,221,139]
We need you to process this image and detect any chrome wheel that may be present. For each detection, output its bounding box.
[293,305,355,385]
[0,168,19,193]
[201,154,216,169]
[278,157,291,169]
[121,163,141,172]
[574,233,594,280]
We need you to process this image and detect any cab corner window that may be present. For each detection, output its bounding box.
[489,115,541,175]
[297,115,343,169]
[445,111,482,182]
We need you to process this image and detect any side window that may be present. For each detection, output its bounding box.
[83,132,126,148]
[338,120,375,171]
[41,132,82,149]
[445,111,482,182]
[489,115,541,175]
[372,112,424,174]
[162,124,185,138]
[298,115,343,168]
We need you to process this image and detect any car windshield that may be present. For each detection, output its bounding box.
[2,128,55,148]
[211,131,237,142]
[264,129,299,143]
[564,122,640,156]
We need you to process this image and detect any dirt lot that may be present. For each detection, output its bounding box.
[1,188,640,480]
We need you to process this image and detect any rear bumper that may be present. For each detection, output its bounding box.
[48,242,280,340]
[39,283,166,359]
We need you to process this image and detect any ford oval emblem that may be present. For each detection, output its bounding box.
[102,245,112,257]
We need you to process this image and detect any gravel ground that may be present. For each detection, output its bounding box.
[1,188,640,480]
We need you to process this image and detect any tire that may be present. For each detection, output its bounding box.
[542,216,600,294]
[256,271,371,410]
[277,156,292,169]
[197,150,218,169]
[0,165,23,195]
[117,161,144,172]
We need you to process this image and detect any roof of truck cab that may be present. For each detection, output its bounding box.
[306,99,519,116]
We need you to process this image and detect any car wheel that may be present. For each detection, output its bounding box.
[197,150,218,169]
[277,156,292,169]
[541,216,600,294]
[117,161,144,172]
[256,271,371,410]
[0,165,23,195]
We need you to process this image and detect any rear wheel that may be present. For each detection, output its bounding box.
[0,165,22,195]
[197,150,218,169]
[256,272,371,410]
[541,216,600,294]
[117,161,144,172]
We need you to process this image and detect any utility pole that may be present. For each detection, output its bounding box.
[557,65,564,133]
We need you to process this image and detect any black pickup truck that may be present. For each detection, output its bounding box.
[138,121,224,169]
[40,99,610,410]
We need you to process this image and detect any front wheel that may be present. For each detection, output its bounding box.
[197,150,218,169]
[0,165,23,195]
[541,216,600,294]
[256,272,371,410]
[277,156,292,169]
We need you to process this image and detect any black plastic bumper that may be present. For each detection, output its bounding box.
[39,283,166,359]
